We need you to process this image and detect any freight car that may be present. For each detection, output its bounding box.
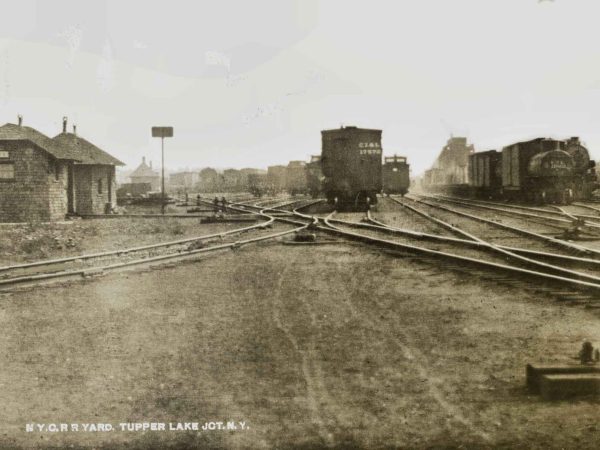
[286,161,308,195]
[305,155,322,198]
[468,150,502,199]
[321,126,383,209]
[382,155,410,196]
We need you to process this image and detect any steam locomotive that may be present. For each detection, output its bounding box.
[468,137,597,204]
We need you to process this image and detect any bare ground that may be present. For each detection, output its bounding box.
[0,236,599,448]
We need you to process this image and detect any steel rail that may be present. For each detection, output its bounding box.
[0,206,316,289]
[321,213,600,295]
[400,196,600,257]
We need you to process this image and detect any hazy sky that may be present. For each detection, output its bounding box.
[1,0,600,175]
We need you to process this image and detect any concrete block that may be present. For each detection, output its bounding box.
[540,373,600,400]
[526,364,600,393]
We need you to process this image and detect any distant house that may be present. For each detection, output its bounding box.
[0,116,124,222]
[169,171,199,191]
[130,157,160,191]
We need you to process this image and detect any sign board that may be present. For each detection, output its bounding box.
[151,126,174,138]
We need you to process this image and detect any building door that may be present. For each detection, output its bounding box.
[107,169,113,204]
[67,163,75,214]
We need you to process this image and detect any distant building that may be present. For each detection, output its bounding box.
[169,171,199,191]
[433,137,475,185]
[267,165,287,192]
[0,116,123,222]
[198,167,219,192]
[130,157,160,191]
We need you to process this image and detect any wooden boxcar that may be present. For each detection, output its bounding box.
[321,126,383,208]
[468,150,502,199]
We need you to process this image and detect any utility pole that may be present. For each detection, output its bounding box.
[151,126,174,214]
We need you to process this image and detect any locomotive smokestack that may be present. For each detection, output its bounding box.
[72,124,77,135]
[17,115,22,126]
[62,116,67,133]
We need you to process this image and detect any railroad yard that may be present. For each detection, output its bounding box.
[3,2,600,448]
[1,194,600,448]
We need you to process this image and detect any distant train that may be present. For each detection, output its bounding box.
[305,155,322,198]
[382,155,410,196]
[321,126,383,209]
[425,136,598,204]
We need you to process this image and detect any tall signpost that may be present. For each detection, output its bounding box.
[151,126,174,214]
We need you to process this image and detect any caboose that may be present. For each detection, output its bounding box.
[321,126,383,209]
[382,155,410,196]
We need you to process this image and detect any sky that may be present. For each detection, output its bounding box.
[1,0,600,176]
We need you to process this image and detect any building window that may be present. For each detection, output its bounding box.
[0,163,14,180]
[0,151,8,158]
[97,179,103,194]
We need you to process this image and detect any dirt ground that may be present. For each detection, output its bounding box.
[0,233,599,449]
[0,216,260,267]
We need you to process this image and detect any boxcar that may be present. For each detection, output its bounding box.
[468,150,502,199]
[321,126,383,208]
[382,155,410,196]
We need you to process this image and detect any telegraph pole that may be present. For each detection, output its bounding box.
[151,126,174,214]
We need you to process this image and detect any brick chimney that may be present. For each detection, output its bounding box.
[17,115,22,126]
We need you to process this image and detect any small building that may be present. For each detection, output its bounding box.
[0,116,123,222]
[53,121,124,215]
[130,157,160,191]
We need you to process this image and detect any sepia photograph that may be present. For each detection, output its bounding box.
[1,0,600,448]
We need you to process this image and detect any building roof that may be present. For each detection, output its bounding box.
[130,158,159,178]
[52,132,124,166]
[0,123,79,160]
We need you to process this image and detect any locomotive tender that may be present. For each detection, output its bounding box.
[468,137,597,204]
[321,126,383,208]
[382,155,410,196]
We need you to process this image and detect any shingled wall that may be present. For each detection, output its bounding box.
[0,141,68,222]
[74,164,116,214]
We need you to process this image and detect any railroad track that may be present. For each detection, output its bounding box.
[429,194,600,232]
[0,198,316,291]
[403,194,600,257]
[233,198,600,300]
